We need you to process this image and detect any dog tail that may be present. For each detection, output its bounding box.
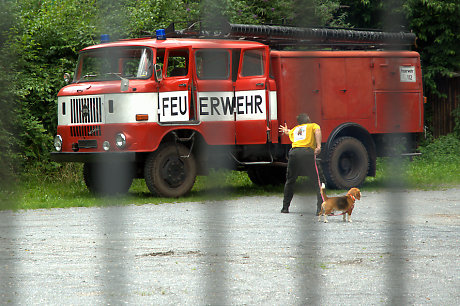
[320,183,328,201]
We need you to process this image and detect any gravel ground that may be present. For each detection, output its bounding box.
[0,187,459,305]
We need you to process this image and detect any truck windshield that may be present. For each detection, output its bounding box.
[74,47,153,82]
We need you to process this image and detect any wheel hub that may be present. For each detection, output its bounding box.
[340,156,352,173]
[339,152,356,177]
[162,157,185,187]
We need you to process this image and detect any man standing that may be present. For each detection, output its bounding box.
[279,113,322,214]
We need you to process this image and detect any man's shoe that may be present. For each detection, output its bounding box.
[281,208,289,213]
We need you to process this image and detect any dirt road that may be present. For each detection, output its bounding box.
[1,187,459,305]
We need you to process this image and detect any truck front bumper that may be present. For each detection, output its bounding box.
[51,152,137,163]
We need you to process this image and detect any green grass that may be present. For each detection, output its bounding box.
[5,165,285,211]
[6,158,459,211]
[408,159,460,187]
[3,134,460,211]
[364,157,460,190]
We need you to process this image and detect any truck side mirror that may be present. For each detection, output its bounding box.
[154,64,163,82]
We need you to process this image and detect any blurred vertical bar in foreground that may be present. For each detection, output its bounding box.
[0,0,18,302]
[291,0,321,303]
[199,0,230,303]
[94,0,129,303]
[381,1,408,304]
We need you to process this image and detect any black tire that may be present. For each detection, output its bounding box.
[83,162,134,195]
[324,137,369,189]
[144,143,197,197]
[247,166,287,186]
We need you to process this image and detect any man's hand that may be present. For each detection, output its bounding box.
[314,147,321,156]
[279,123,289,135]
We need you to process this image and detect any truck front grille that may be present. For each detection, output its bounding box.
[71,97,102,124]
[70,125,102,137]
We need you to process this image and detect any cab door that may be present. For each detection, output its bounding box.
[157,47,196,123]
[234,47,270,144]
[193,48,235,145]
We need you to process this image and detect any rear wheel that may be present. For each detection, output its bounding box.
[83,162,134,195]
[324,137,369,189]
[247,166,286,186]
[144,143,197,197]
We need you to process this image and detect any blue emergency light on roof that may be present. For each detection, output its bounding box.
[156,29,166,40]
[100,34,110,44]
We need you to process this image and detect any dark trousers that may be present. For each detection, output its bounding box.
[282,147,323,213]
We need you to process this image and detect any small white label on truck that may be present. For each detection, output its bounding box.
[400,66,416,82]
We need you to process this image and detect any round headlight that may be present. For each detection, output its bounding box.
[54,135,62,152]
[116,133,126,149]
[102,141,110,151]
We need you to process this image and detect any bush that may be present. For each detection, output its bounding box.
[416,134,460,162]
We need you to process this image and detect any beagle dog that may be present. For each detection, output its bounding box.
[318,183,361,223]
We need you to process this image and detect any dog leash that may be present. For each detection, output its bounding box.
[314,155,325,202]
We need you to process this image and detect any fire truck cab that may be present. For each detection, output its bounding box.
[52,24,423,197]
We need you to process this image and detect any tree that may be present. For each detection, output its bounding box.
[404,0,460,95]
[226,0,345,26]
[8,0,98,168]
[341,0,407,30]
[0,0,20,189]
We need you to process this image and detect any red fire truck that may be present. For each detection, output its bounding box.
[51,23,424,197]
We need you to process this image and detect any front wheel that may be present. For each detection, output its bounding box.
[323,137,369,189]
[144,143,197,197]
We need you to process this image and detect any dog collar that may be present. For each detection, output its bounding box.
[347,193,356,202]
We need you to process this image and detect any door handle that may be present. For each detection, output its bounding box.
[340,89,347,93]
[179,83,187,87]
[256,83,264,86]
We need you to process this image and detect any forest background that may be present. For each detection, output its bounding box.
[0,0,458,189]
